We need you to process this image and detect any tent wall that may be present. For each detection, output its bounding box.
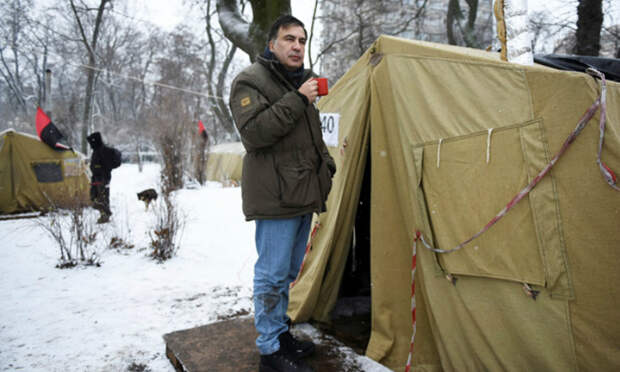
[0,130,90,214]
[288,36,620,372]
[204,143,244,184]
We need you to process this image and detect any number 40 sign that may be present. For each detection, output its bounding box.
[319,113,340,147]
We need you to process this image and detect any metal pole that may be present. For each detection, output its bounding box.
[45,69,52,120]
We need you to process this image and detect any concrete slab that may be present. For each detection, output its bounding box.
[163,317,370,372]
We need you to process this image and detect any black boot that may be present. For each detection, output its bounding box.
[96,213,110,224]
[279,331,316,359]
[259,349,314,372]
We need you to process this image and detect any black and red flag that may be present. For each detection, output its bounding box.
[198,120,208,142]
[35,107,70,151]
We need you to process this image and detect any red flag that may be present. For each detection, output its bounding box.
[35,107,51,137]
[198,120,208,141]
[35,107,70,151]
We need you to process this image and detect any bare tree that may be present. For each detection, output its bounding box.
[216,0,291,62]
[601,0,620,57]
[150,28,207,192]
[308,0,320,71]
[446,0,493,48]
[202,0,239,141]
[602,24,620,58]
[319,0,431,82]
[0,0,35,116]
[70,0,111,153]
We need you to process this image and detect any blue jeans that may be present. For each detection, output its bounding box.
[254,214,312,355]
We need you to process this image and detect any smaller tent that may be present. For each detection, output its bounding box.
[0,129,91,214]
[205,142,245,185]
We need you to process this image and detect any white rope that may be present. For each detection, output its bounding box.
[486,128,494,164]
[13,36,225,101]
[436,138,444,168]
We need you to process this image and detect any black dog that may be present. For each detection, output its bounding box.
[137,188,158,210]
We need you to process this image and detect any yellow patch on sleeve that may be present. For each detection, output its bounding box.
[241,97,251,107]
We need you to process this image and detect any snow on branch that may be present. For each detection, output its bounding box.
[216,0,253,57]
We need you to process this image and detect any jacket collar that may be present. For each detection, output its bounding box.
[257,53,312,90]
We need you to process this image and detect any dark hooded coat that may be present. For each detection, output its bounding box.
[86,132,119,185]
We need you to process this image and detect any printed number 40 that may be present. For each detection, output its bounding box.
[321,115,335,134]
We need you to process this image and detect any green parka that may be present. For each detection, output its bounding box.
[229,56,336,221]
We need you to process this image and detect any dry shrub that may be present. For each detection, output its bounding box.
[148,94,193,194]
[149,192,184,262]
[193,133,209,185]
[37,191,100,268]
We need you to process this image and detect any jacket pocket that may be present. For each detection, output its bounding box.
[277,159,317,208]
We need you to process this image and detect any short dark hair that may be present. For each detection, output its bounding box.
[268,15,307,43]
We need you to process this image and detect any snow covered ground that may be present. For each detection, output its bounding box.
[0,163,389,371]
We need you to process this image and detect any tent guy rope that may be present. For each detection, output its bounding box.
[486,128,494,164]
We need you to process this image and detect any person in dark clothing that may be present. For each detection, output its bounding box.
[87,132,120,224]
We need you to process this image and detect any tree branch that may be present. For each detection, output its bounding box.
[308,0,319,71]
[216,0,252,58]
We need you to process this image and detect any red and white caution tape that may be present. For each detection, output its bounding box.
[419,69,616,255]
[290,221,321,288]
[589,68,620,191]
[404,231,419,372]
[340,136,348,157]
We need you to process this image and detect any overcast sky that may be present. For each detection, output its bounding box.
[132,0,319,64]
[134,0,619,63]
[136,1,620,31]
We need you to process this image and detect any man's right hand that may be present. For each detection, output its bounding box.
[298,79,318,104]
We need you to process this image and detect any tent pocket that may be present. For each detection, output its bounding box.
[414,119,572,298]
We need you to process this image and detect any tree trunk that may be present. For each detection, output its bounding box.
[217,0,291,62]
[575,0,603,56]
[70,0,110,153]
[463,0,478,47]
[205,0,238,140]
[447,0,462,45]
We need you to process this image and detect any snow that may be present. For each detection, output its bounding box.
[0,163,389,371]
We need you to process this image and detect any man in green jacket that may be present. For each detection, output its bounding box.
[229,14,336,372]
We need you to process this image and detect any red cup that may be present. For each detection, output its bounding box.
[314,77,328,96]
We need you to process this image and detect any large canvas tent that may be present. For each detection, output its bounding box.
[0,129,91,214]
[288,36,620,371]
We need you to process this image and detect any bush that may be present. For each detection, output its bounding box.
[149,192,184,262]
[37,196,101,268]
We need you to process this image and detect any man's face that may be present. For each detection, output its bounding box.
[269,25,306,71]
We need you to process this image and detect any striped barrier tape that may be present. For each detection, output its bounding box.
[404,231,419,372]
[290,221,321,289]
[590,69,620,190]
